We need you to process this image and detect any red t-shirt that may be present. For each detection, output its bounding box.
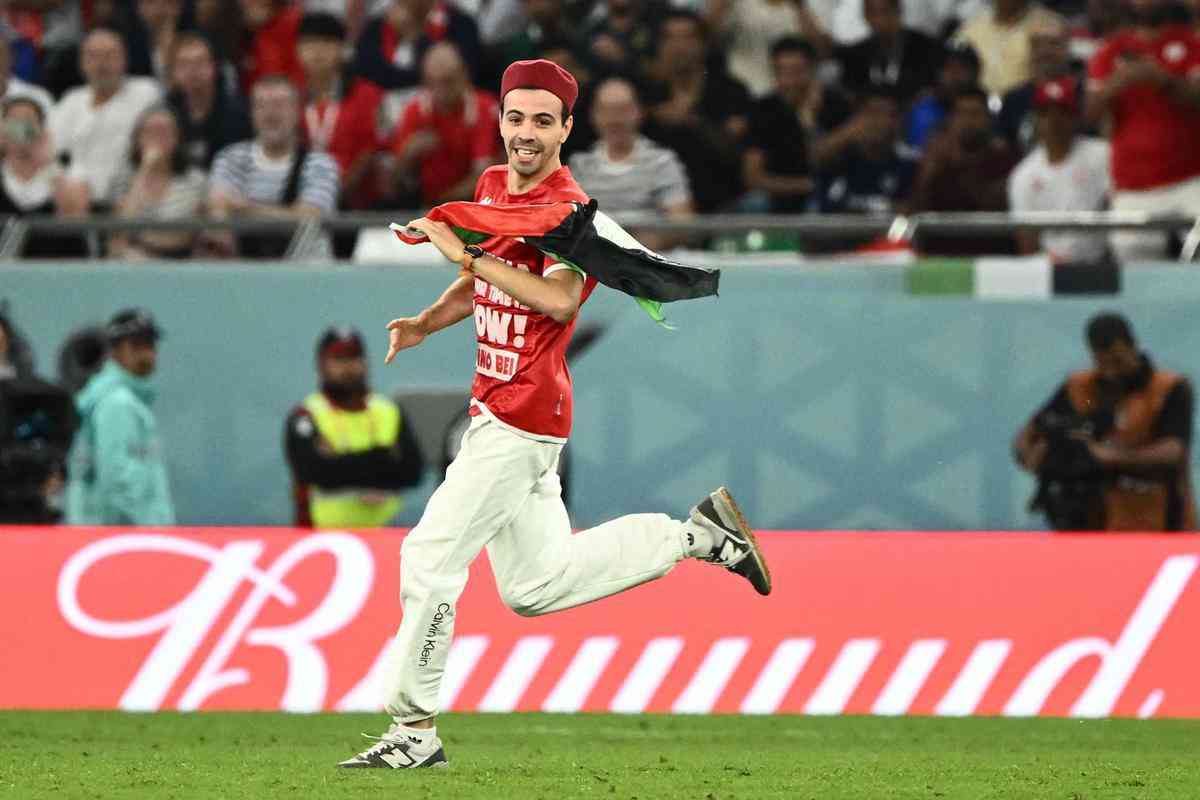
[241,7,305,94]
[1089,25,1200,190]
[467,165,596,441]
[390,89,500,204]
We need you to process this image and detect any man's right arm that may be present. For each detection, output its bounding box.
[1085,78,1125,125]
[743,148,814,197]
[385,274,475,364]
[810,114,862,171]
[1013,383,1071,472]
[1084,46,1123,125]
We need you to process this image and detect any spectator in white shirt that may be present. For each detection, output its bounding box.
[568,76,694,251]
[49,28,162,209]
[704,0,827,97]
[0,33,53,117]
[1008,76,1111,264]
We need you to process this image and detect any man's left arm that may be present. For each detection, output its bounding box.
[374,412,426,489]
[406,217,585,323]
[473,256,584,324]
[1092,380,1193,469]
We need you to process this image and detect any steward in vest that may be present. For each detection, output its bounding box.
[1013,312,1195,531]
[285,326,424,527]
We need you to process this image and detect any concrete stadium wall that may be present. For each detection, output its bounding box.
[5,259,1200,530]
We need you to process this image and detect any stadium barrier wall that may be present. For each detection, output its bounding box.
[6,260,1200,529]
[3,526,1199,718]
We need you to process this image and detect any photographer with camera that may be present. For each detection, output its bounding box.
[64,309,175,527]
[0,308,76,523]
[1013,313,1195,531]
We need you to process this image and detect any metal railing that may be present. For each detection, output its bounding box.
[2,211,1199,261]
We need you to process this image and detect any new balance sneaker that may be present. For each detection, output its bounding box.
[691,486,772,596]
[337,725,448,769]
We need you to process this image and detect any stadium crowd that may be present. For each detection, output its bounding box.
[0,0,1198,260]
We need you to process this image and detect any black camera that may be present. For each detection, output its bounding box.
[0,378,78,523]
[1027,406,1113,531]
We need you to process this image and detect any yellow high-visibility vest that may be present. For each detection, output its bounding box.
[302,392,403,528]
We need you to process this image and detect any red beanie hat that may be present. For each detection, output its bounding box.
[500,59,579,115]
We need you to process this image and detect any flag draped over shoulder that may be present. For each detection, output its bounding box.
[390,199,719,326]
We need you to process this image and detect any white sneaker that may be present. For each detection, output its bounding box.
[337,724,448,769]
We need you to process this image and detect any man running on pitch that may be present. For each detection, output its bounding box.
[339,59,770,770]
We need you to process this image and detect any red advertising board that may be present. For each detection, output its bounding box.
[1,528,1198,718]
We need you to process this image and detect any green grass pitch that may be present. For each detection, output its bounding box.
[2,711,1198,799]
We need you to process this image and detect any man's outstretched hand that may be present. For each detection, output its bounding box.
[406,217,466,264]
[385,317,428,364]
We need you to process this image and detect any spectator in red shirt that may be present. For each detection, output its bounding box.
[297,13,384,210]
[239,0,305,93]
[386,41,499,207]
[1087,0,1200,259]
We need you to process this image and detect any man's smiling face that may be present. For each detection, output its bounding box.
[500,88,572,178]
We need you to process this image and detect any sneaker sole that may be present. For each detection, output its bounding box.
[715,486,772,596]
[337,747,449,769]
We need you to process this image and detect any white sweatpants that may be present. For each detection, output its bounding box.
[1110,174,1200,261]
[382,415,686,722]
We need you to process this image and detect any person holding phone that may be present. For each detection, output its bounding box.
[0,96,87,258]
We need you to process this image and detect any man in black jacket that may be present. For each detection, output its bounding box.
[835,0,944,108]
[167,33,253,170]
[284,327,424,528]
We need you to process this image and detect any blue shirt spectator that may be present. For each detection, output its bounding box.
[904,44,981,152]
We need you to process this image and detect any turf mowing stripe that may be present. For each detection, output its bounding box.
[872,639,947,716]
[740,638,815,714]
[804,638,880,715]
[478,636,554,711]
[610,637,684,713]
[935,639,1012,717]
[439,635,490,710]
[542,636,620,712]
[671,637,751,713]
